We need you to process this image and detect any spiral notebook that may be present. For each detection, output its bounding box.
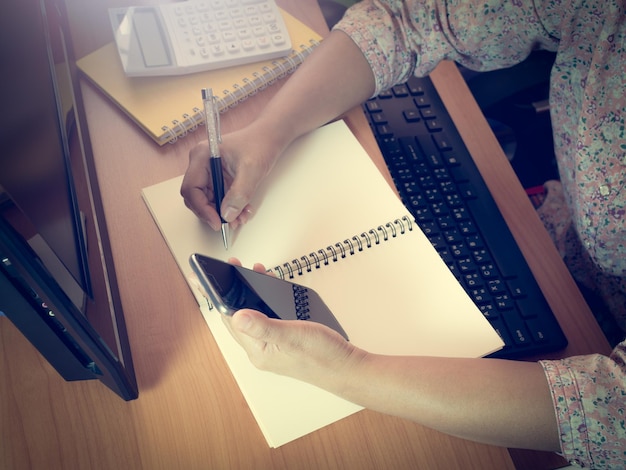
[76,10,320,145]
[141,120,504,447]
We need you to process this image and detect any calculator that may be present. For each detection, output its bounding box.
[109,0,293,77]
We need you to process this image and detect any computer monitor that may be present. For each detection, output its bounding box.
[0,0,138,400]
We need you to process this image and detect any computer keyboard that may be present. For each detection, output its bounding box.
[362,75,567,359]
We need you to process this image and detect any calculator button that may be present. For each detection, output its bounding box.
[222,31,237,42]
[196,1,210,11]
[248,15,262,26]
[266,22,280,33]
[226,42,241,53]
[242,39,255,51]
[218,20,233,30]
[256,36,270,48]
[271,34,286,46]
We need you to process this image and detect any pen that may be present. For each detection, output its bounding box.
[202,88,229,250]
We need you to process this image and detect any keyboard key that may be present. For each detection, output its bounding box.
[526,318,549,342]
[365,100,382,112]
[403,109,421,122]
[408,83,425,95]
[426,119,443,131]
[376,124,393,137]
[414,96,430,107]
[370,112,388,124]
[392,84,410,96]
[488,279,506,294]
[471,288,490,304]
[432,133,453,150]
[502,312,531,345]
[420,108,436,119]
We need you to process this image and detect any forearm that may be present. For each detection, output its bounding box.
[249,29,375,148]
[228,309,561,452]
[331,352,561,452]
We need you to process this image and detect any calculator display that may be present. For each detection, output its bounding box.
[131,9,172,68]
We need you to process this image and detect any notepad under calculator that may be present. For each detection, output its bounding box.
[142,120,503,447]
[78,9,320,145]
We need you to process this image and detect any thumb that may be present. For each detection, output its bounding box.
[230,309,277,341]
[221,191,251,223]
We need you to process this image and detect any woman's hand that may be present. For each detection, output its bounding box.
[222,259,366,390]
[180,123,288,231]
[226,308,364,389]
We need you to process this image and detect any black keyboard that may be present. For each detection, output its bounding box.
[363,75,567,359]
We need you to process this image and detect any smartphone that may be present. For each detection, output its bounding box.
[189,254,348,340]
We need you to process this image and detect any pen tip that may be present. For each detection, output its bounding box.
[221,224,229,250]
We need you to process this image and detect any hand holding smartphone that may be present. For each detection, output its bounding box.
[190,254,348,340]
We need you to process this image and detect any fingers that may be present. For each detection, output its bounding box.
[180,141,222,230]
[218,126,280,223]
[220,152,271,223]
[252,262,270,273]
[227,258,268,274]
[181,132,269,230]
[229,309,313,372]
[231,309,270,339]
[227,308,358,384]
[225,309,281,370]
[231,309,331,354]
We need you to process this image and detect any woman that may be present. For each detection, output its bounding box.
[181,1,626,467]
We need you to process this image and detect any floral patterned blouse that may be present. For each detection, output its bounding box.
[335,1,626,467]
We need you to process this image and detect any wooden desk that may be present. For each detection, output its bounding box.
[1,1,611,469]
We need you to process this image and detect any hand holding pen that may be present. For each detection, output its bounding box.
[181,92,282,238]
[202,88,229,250]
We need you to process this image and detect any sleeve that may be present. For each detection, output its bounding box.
[540,341,626,469]
[333,0,559,96]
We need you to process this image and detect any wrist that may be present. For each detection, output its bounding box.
[322,345,371,400]
[247,113,298,156]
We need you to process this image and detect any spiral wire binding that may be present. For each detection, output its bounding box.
[272,216,413,280]
[161,40,320,144]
